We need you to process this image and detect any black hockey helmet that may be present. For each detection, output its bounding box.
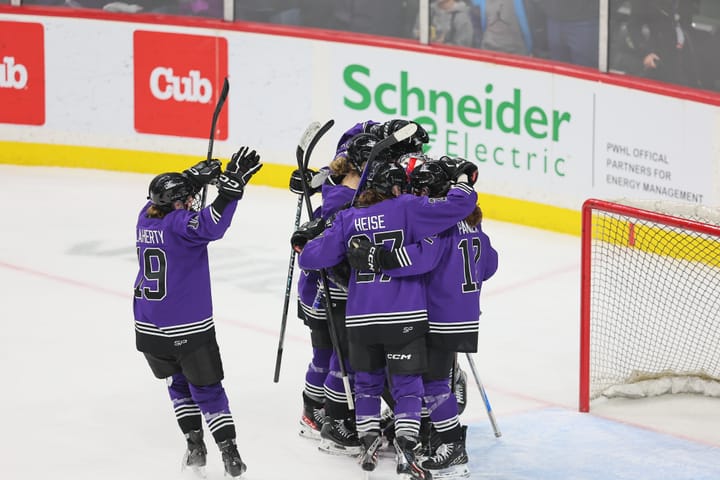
[346,133,383,172]
[409,160,451,198]
[366,161,408,197]
[378,119,430,160]
[148,172,197,211]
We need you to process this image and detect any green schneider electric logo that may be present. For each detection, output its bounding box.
[343,64,571,178]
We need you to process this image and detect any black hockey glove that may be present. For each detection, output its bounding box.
[439,157,478,187]
[289,168,321,196]
[291,218,326,253]
[346,237,403,273]
[183,159,222,191]
[217,146,263,200]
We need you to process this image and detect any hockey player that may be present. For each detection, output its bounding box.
[133,147,262,478]
[347,158,498,479]
[289,121,379,454]
[294,156,478,479]
[292,119,431,455]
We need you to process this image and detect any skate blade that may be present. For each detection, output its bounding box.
[298,424,322,440]
[181,464,207,479]
[318,438,363,457]
[223,463,247,478]
[426,464,469,479]
[398,473,432,480]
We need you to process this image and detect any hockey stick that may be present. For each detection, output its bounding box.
[273,120,335,383]
[465,353,502,437]
[201,77,230,208]
[295,121,357,410]
[351,122,418,206]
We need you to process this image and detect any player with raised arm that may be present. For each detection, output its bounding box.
[347,158,498,479]
[294,157,477,479]
[292,119,431,455]
[289,121,379,453]
[133,147,262,478]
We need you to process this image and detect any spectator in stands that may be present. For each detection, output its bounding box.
[472,0,534,55]
[24,0,223,18]
[537,0,599,68]
[234,0,300,24]
[610,0,702,88]
[414,0,475,47]
[327,0,418,39]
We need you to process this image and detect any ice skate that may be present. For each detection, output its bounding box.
[318,418,363,456]
[299,393,325,440]
[420,426,469,479]
[181,429,207,478]
[420,424,443,459]
[394,436,432,480]
[358,434,383,472]
[217,438,247,477]
[378,408,397,458]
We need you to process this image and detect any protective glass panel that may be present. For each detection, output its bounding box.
[608,0,720,93]
[235,0,420,40]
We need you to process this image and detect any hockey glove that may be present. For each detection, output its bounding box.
[439,157,478,187]
[346,237,404,273]
[289,168,320,196]
[217,146,263,200]
[291,218,326,253]
[183,159,222,191]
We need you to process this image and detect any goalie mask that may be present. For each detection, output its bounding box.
[366,161,408,197]
[148,172,200,212]
[409,160,451,198]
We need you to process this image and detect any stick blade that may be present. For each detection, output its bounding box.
[390,122,418,143]
[298,121,323,153]
[219,77,230,99]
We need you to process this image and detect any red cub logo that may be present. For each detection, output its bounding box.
[0,22,45,126]
[134,31,228,139]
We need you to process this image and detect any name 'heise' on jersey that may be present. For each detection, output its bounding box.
[354,214,386,231]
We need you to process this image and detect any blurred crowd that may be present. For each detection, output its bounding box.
[13,0,720,93]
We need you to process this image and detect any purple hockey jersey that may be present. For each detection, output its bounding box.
[298,184,477,345]
[297,182,356,324]
[133,200,237,354]
[384,218,498,352]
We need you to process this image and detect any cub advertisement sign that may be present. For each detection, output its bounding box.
[0,21,45,126]
[133,31,228,140]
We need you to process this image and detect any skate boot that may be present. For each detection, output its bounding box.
[378,407,397,458]
[182,429,207,477]
[380,407,396,443]
[418,417,432,458]
[394,436,432,480]
[421,424,443,459]
[358,434,383,472]
[421,426,469,479]
[299,392,325,440]
[454,367,468,416]
[217,438,247,477]
[318,417,363,456]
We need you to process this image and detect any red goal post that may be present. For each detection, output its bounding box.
[579,199,720,412]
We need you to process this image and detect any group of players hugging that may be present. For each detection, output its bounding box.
[290,119,498,479]
[133,116,496,480]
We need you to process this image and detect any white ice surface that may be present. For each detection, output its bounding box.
[0,165,718,480]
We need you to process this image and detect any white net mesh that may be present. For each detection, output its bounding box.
[584,200,720,400]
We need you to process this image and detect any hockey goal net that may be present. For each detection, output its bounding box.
[579,199,720,412]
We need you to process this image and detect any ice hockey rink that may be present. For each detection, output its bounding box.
[1,164,719,480]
